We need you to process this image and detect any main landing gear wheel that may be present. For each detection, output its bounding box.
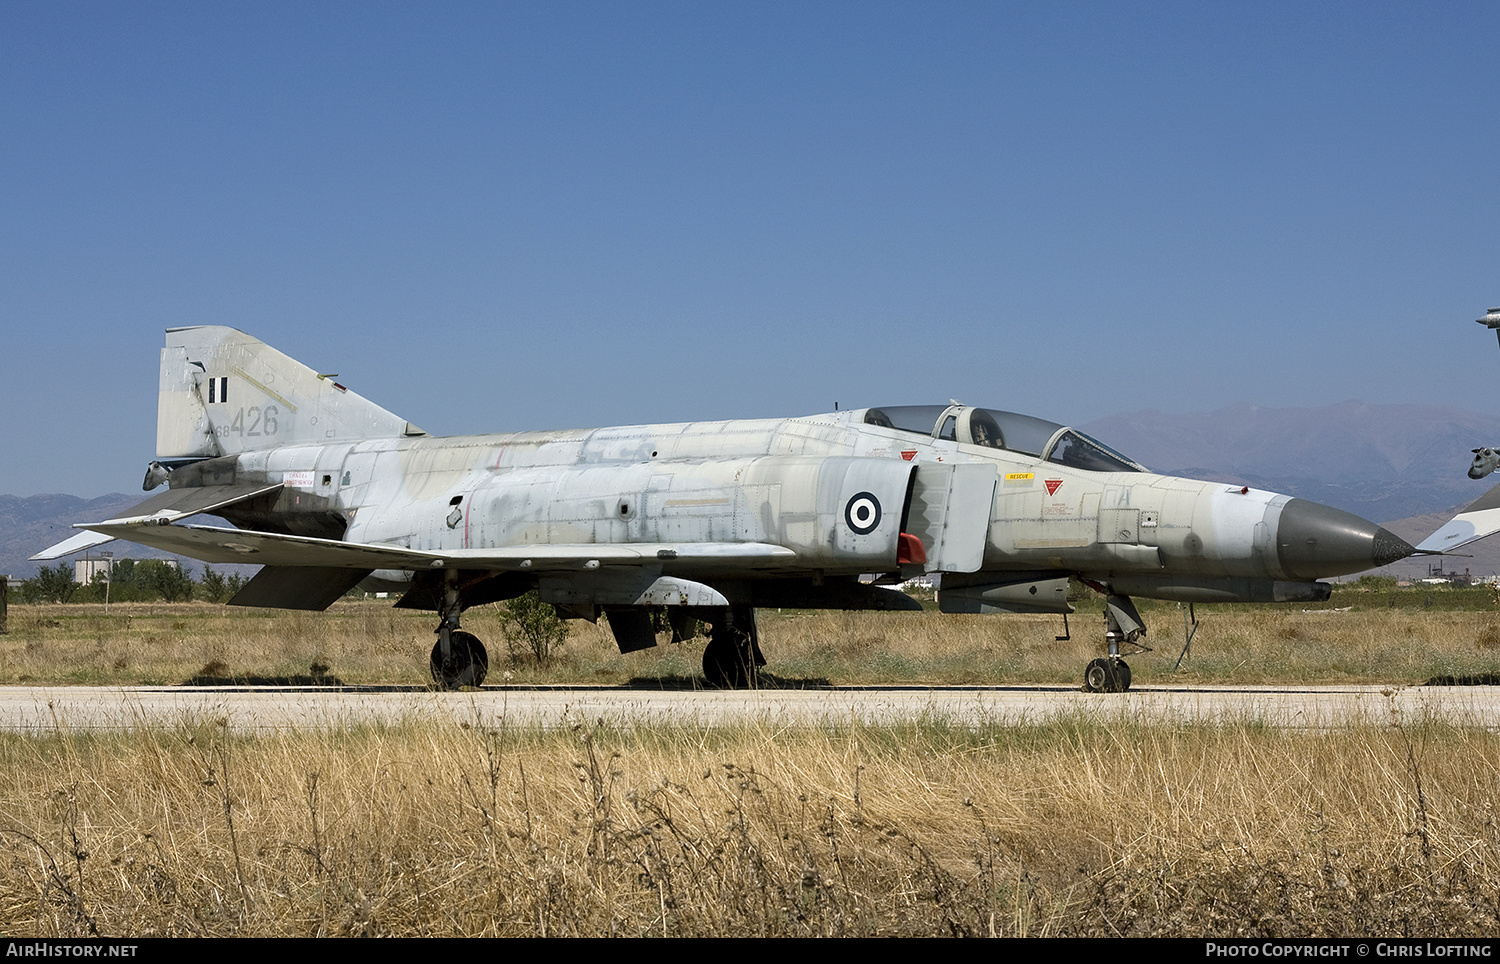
[1084,658,1131,693]
[431,630,488,689]
[702,633,751,689]
[701,605,765,689]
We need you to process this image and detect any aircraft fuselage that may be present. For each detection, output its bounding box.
[191,407,1406,611]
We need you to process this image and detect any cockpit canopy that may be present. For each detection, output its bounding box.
[862,404,1146,473]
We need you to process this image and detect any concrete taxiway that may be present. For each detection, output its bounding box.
[1,683,1497,733]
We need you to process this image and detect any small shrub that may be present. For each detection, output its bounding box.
[199,566,246,603]
[499,591,569,665]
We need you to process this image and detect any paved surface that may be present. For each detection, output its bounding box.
[1,683,1498,732]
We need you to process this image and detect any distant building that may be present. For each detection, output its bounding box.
[74,559,111,584]
[1418,562,1474,586]
[73,557,178,583]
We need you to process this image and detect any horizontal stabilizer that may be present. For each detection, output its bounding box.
[30,529,117,561]
[74,519,798,572]
[31,483,282,560]
[1416,483,1500,553]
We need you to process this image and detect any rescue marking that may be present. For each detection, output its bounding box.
[900,450,918,462]
[1044,479,1063,495]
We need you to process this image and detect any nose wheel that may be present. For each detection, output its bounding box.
[1084,657,1131,693]
[1080,588,1146,693]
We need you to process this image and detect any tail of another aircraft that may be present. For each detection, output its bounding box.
[156,326,426,458]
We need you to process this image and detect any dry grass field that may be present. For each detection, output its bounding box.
[2,714,1497,936]
[2,593,1499,936]
[3,591,1500,688]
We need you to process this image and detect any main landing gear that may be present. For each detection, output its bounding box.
[430,570,488,690]
[1081,592,1149,694]
[432,630,488,689]
[701,605,765,689]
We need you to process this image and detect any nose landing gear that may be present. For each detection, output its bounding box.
[1084,655,1132,693]
[1081,591,1148,693]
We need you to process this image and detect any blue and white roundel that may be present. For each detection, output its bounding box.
[844,492,882,535]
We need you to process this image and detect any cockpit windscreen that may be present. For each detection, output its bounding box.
[863,405,1145,472]
[1044,430,1145,473]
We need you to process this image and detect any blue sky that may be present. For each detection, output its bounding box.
[4,1,1499,496]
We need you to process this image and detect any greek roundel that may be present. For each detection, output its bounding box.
[844,491,882,535]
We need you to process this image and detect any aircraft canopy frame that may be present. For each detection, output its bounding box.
[862,404,1146,473]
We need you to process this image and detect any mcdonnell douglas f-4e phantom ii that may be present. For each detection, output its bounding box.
[34,327,1500,691]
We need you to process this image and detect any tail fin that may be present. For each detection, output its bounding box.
[156,326,426,458]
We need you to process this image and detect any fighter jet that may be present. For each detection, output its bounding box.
[1465,308,1500,478]
[33,327,1497,692]
[1471,447,1500,480]
[1477,306,1500,340]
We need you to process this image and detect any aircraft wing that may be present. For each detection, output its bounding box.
[30,483,284,560]
[1416,482,1500,553]
[73,519,798,572]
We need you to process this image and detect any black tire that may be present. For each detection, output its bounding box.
[1084,657,1117,693]
[430,630,488,689]
[702,632,751,689]
[1115,659,1132,692]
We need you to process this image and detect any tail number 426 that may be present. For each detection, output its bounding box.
[218,405,280,438]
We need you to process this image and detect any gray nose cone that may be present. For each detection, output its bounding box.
[1276,499,1416,580]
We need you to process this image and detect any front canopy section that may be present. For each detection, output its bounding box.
[862,404,1146,472]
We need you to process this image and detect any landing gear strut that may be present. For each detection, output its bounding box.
[1082,592,1147,694]
[702,605,765,689]
[430,570,488,689]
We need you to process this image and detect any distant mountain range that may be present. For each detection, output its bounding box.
[5,400,1500,582]
[1081,401,1500,580]
[0,494,234,583]
[1080,400,1500,523]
